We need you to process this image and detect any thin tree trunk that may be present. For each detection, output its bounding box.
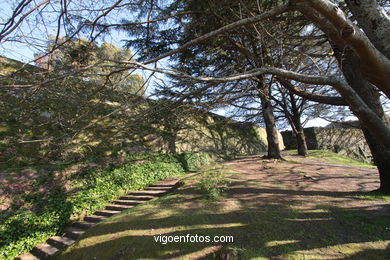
[293,116,308,156]
[259,86,281,159]
[166,133,177,154]
[289,93,308,156]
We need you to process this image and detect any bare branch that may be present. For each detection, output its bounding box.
[0,0,50,42]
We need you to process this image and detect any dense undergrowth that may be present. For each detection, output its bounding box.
[0,152,210,260]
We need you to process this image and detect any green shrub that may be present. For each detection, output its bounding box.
[69,160,184,216]
[0,152,210,260]
[176,152,210,171]
[0,190,73,260]
[197,168,228,201]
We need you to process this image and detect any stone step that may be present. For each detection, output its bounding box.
[84,215,107,223]
[105,204,134,211]
[31,242,59,259]
[72,220,96,229]
[119,195,155,201]
[15,253,40,260]
[148,184,174,188]
[94,209,121,217]
[113,200,142,206]
[47,236,75,250]
[64,227,85,240]
[127,190,167,196]
[15,177,182,260]
[144,186,172,190]
[157,178,181,185]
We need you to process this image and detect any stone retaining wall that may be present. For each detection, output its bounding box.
[281,127,371,162]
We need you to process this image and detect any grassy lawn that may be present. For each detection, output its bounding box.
[285,149,376,169]
[54,163,390,260]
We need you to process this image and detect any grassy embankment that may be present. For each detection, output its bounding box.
[0,153,210,260]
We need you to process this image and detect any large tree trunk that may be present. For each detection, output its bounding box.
[361,127,390,192]
[259,86,281,159]
[295,0,390,99]
[337,49,390,192]
[345,0,390,59]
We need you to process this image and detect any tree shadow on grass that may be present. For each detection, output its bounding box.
[341,244,390,260]
[54,182,390,260]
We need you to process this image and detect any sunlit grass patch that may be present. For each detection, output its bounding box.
[286,149,375,168]
[356,192,390,202]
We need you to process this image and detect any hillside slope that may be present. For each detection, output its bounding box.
[0,56,283,168]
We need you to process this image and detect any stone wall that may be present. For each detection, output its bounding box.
[173,113,285,158]
[281,127,371,162]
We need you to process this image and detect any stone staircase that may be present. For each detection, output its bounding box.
[15,178,181,260]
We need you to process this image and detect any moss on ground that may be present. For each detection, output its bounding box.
[356,192,390,203]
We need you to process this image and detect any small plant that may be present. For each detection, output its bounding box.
[197,168,228,200]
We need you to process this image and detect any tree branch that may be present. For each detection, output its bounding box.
[294,0,390,98]
[277,78,347,106]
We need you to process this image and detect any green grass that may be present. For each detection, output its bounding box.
[329,207,390,239]
[54,164,390,260]
[286,149,376,169]
[356,192,390,202]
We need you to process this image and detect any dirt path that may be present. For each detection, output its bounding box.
[225,154,379,191]
[224,154,389,217]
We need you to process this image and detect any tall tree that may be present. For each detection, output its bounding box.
[127,0,304,158]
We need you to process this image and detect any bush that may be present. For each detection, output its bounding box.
[197,168,228,201]
[0,152,209,260]
[176,152,210,172]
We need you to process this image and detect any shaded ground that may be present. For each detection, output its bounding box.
[54,153,390,260]
[0,162,94,212]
